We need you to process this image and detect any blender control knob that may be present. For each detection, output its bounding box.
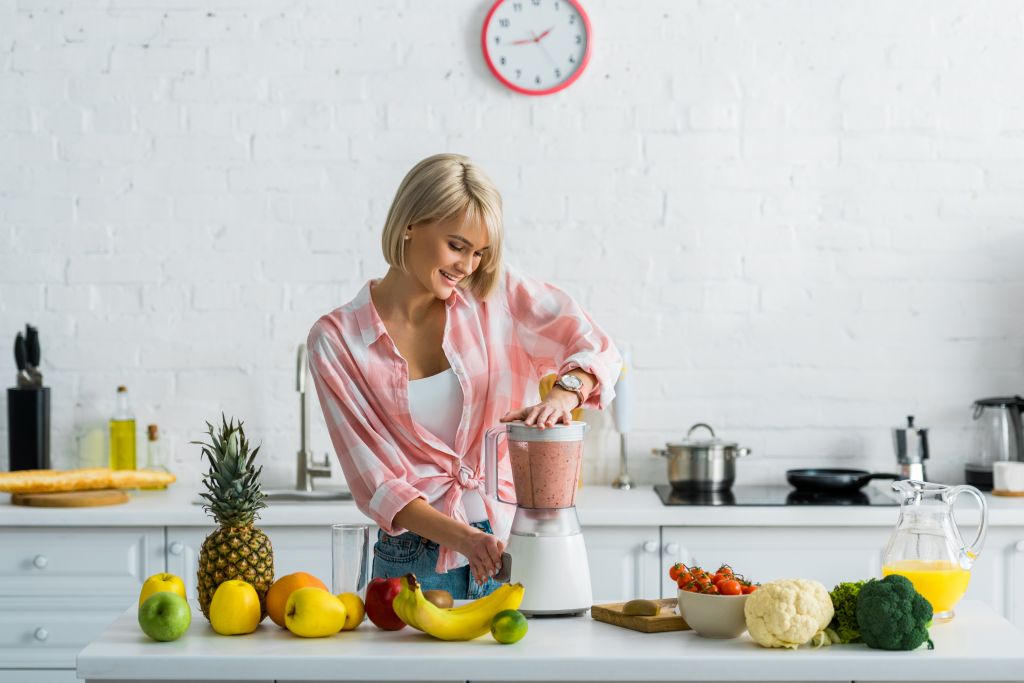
[642,540,658,554]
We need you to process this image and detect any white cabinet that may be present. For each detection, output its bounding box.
[167,526,337,601]
[660,526,885,599]
[584,526,661,602]
[0,527,163,671]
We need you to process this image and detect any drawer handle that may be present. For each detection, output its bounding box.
[642,540,658,554]
[32,555,48,569]
[34,628,48,642]
[169,542,184,556]
[664,542,680,555]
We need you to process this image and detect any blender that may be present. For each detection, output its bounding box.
[485,420,592,617]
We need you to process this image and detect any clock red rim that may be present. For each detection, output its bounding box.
[481,0,592,97]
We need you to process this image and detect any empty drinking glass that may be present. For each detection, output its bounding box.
[331,523,369,597]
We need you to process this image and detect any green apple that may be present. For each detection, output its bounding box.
[138,592,191,642]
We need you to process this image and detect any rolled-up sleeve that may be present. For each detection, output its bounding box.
[504,267,622,410]
[306,322,424,535]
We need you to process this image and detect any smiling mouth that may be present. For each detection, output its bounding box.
[440,270,461,284]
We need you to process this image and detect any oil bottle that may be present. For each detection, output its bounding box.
[109,385,136,470]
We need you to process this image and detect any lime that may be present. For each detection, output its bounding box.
[490,609,528,644]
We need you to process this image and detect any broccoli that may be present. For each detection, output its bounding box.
[856,575,934,651]
[828,580,867,643]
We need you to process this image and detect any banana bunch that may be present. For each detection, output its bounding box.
[392,573,525,641]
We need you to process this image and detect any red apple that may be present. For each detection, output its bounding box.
[364,577,405,630]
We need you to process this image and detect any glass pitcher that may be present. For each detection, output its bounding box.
[881,480,988,622]
[485,421,587,509]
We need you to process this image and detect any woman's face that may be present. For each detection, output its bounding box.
[405,214,489,300]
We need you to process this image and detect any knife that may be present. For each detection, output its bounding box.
[14,333,32,388]
[24,324,42,387]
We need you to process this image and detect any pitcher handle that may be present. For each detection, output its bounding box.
[485,425,514,506]
[948,484,988,570]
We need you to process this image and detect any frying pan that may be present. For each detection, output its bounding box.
[786,468,900,493]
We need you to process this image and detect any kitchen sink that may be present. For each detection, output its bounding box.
[192,489,354,505]
[263,489,353,503]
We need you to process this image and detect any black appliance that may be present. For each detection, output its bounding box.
[655,484,898,507]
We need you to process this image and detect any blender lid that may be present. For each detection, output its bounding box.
[506,420,588,442]
[973,396,1024,408]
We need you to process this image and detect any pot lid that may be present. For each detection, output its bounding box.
[973,396,1024,408]
[666,422,738,449]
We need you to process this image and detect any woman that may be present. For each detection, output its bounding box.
[307,153,621,599]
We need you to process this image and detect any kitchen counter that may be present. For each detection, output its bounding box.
[2,484,1021,527]
[77,600,1024,682]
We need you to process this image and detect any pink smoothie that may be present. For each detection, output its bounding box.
[507,439,583,508]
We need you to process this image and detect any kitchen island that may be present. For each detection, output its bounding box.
[77,600,1022,682]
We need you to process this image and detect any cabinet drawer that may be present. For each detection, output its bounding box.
[0,528,164,597]
[0,599,122,669]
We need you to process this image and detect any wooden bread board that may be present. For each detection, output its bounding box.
[993,489,1024,497]
[11,489,130,507]
[591,598,690,633]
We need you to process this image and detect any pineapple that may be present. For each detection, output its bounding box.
[194,415,274,621]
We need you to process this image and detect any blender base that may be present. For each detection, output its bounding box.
[506,531,592,617]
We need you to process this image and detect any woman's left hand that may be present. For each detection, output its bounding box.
[501,392,577,428]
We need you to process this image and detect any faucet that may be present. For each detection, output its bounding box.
[297,343,332,491]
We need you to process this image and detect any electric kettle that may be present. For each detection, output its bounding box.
[967,396,1024,491]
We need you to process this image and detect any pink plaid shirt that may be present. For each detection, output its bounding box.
[307,265,621,574]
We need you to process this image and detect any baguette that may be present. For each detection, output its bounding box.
[0,468,176,494]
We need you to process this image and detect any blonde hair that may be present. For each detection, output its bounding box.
[381,153,504,299]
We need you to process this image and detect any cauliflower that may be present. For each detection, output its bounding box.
[744,579,835,649]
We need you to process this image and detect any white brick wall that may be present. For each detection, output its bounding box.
[2,1,1023,491]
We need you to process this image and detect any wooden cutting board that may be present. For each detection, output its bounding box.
[11,489,130,507]
[591,598,690,633]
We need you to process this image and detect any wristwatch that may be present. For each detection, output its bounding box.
[554,373,585,409]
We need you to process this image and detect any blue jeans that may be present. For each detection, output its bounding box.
[371,520,502,600]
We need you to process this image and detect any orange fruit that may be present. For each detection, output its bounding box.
[266,572,328,628]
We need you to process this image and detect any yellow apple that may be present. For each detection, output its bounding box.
[209,580,260,636]
[336,592,365,631]
[139,573,187,608]
[285,587,347,637]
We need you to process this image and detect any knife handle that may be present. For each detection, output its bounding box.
[25,325,39,367]
[14,333,26,372]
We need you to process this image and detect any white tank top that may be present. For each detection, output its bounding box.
[408,369,488,522]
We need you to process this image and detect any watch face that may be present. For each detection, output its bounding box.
[560,374,583,390]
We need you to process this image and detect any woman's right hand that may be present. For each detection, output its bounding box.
[460,527,505,585]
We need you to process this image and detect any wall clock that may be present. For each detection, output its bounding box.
[481,0,592,96]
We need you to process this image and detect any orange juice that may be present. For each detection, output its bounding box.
[882,559,970,617]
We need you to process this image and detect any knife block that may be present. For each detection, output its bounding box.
[7,387,50,471]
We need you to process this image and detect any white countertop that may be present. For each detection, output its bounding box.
[76,600,1024,682]
[2,484,1022,527]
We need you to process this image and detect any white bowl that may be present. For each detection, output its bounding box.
[677,589,751,639]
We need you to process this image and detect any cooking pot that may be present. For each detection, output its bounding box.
[652,423,751,493]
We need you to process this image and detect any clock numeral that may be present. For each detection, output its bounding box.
[575,34,582,45]
[554,68,561,78]
[569,55,575,63]
[531,0,541,5]
[534,75,541,85]
[515,69,522,79]
[513,2,522,10]
[569,14,576,24]
[494,35,501,44]
[500,56,506,65]
[554,1,560,9]
[499,18,510,28]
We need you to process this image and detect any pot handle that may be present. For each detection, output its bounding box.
[686,423,715,439]
[736,447,752,458]
[651,448,668,457]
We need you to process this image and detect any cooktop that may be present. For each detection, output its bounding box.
[654,484,899,506]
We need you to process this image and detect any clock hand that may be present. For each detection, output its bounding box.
[534,26,554,42]
[531,30,558,70]
[510,36,535,45]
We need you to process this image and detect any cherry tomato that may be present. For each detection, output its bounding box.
[703,584,720,595]
[669,563,683,581]
[716,564,734,578]
[718,579,742,595]
[679,572,693,585]
[741,584,758,594]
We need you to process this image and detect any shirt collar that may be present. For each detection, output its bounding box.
[355,279,470,347]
